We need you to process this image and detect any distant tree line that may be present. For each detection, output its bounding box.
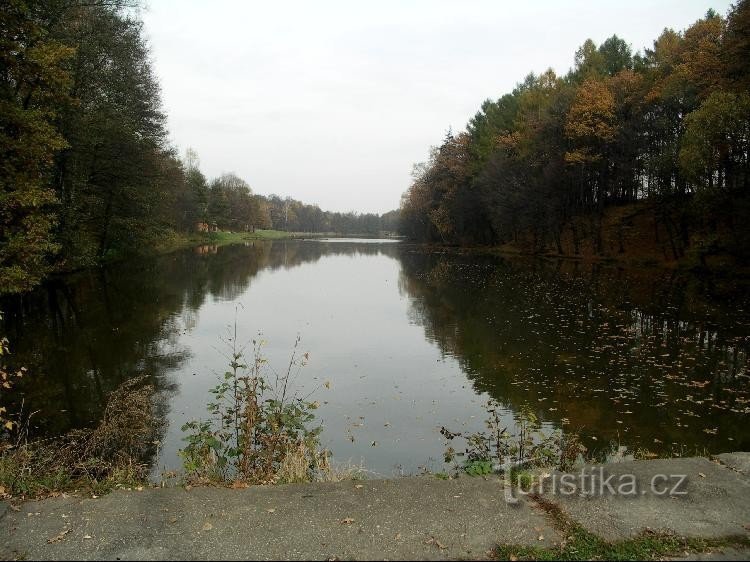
[260,194,399,236]
[0,1,396,295]
[181,154,399,235]
[181,159,399,235]
[399,2,750,258]
[179,160,274,233]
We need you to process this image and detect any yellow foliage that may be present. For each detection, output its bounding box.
[565,78,617,143]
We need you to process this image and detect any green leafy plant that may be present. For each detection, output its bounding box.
[180,320,327,485]
[509,467,534,491]
[464,459,493,476]
[442,400,587,476]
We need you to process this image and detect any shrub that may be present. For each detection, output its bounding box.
[180,331,328,485]
[0,376,160,499]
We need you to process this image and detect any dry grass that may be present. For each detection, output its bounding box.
[316,456,371,483]
[275,442,319,484]
[260,445,369,485]
[0,376,161,499]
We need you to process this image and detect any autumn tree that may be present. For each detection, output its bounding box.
[400,7,750,261]
[680,91,750,192]
[0,1,73,292]
[724,0,750,91]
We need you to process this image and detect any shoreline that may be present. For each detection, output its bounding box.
[401,240,750,276]
[2,453,748,560]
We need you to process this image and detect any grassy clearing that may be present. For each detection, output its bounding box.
[493,495,750,561]
[152,229,297,252]
[203,229,305,243]
[151,229,332,255]
[197,228,344,244]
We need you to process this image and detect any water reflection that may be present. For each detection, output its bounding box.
[397,249,750,455]
[1,241,748,476]
[0,241,401,438]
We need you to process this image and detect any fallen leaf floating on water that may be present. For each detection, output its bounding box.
[340,518,355,525]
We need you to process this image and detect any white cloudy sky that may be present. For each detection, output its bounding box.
[141,0,731,213]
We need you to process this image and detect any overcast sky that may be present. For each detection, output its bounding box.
[142,0,732,214]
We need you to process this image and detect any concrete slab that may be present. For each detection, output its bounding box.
[538,457,750,541]
[715,452,750,477]
[0,476,560,561]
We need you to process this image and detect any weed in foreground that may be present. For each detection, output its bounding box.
[179,323,333,485]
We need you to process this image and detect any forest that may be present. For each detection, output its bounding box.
[4,1,750,298]
[399,2,750,262]
[0,1,396,296]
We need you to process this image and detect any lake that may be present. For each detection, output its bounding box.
[2,240,749,477]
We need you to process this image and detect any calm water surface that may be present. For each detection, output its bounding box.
[2,240,749,476]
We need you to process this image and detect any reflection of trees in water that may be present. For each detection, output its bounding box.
[177,241,402,305]
[0,241,402,443]
[1,263,191,438]
[395,248,750,454]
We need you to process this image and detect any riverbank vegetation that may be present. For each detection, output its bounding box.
[151,229,319,257]
[179,228,375,249]
[179,331,334,486]
[177,321,369,486]
[0,322,356,500]
[399,2,750,266]
[441,400,587,479]
[0,376,159,499]
[0,1,397,296]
